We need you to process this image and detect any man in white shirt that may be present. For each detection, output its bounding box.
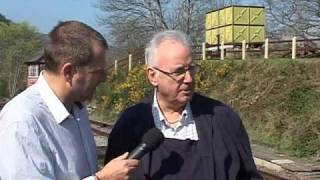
[0,21,138,180]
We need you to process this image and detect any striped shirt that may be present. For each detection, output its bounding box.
[0,73,97,180]
[152,92,199,141]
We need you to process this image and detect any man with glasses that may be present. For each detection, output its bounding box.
[0,21,138,180]
[104,30,262,179]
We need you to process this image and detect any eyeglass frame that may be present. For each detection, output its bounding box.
[151,63,199,81]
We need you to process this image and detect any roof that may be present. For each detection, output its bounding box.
[25,34,48,65]
[206,5,265,14]
[24,50,45,65]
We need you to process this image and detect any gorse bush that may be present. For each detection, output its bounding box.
[95,61,234,119]
[93,59,320,158]
[195,61,232,94]
[95,66,152,121]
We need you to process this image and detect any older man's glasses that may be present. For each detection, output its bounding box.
[152,63,199,81]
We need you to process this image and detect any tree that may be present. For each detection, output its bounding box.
[263,0,320,38]
[0,22,40,97]
[97,0,214,54]
[0,13,11,24]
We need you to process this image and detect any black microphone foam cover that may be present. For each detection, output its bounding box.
[142,128,164,150]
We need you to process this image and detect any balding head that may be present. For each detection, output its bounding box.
[44,21,108,72]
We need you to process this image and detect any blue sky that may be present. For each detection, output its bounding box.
[0,0,260,35]
[0,0,103,34]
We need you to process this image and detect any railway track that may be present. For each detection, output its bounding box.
[259,170,290,180]
[90,120,113,136]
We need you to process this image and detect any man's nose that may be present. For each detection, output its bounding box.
[183,70,194,83]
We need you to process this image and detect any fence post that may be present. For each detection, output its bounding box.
[202,42,206,60]
[221,41,224,60]
[264,38,269,59]
[292,36,296,59]
[114,59,118,74]
[128,54,132,71]
[242,40,246,60]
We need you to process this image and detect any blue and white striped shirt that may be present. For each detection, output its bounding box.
[152,92,199,141]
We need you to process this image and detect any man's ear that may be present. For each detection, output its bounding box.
[61,63,75,84]
[146,68,158,87]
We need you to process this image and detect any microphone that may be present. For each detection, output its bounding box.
[128,128,164,159]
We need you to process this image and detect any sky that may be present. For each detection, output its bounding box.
[0,0,259,35]
[0,0,104,34]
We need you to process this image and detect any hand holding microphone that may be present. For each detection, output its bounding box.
[128,128,164,159]
[96,128,164,180]
[96,152,138,180]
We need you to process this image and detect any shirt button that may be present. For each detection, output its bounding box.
[39,162,47,172]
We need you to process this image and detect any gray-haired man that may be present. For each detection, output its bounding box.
[105,30,262,180]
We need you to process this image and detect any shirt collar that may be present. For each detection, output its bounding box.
[36,72,71,124]
[153,92,165,122]
[152,90,192,125]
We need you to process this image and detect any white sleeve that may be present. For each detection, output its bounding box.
[0,119,55,180]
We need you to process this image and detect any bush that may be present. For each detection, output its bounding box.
[93,66,152,121]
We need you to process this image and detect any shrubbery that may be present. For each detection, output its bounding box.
[93,61,233,120]
[94,66,152,121]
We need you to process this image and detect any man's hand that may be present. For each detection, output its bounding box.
[96,152,139,180]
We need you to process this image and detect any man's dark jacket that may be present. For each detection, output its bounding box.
[104,93,262,180]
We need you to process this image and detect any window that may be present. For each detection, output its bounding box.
[28,65,39,77]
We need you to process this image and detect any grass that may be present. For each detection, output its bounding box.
[204,58,320,158]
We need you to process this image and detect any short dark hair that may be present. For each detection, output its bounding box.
[44,21,108,72]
